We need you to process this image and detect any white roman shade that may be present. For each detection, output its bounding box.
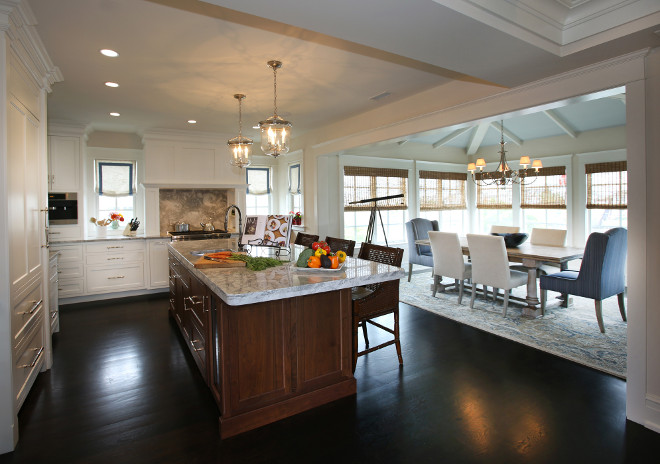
[98,161,135,197]
[246,167,271,195]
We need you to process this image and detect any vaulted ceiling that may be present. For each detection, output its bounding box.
[27,0,659,154]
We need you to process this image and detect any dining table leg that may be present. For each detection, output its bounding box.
[521,258,542,318]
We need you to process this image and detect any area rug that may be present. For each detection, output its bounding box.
[400,274,627,379]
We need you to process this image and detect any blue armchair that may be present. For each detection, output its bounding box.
[540,227,627,333]
[405,218,438,282]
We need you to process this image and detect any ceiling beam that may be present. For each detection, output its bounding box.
[490,121,522,146]
[431,127,471,149]
[466,122,490,155]
[543,109,577,138]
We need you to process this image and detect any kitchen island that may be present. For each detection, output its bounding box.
[168,239,405,438]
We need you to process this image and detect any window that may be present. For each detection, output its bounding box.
[475,173,513,233]
[288,163,302,218]
[586,161,627,234]
[521,166,567,230]
[343,166,408,244]
[246,167,271,215]
[96,160,135,223]
[419,170,467,233]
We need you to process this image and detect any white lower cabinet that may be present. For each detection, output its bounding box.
[12,305,45,412]
[51,238,170,301]
[148,239,170,288]
[48,254,59,333]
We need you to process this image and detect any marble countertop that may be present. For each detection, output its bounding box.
[168,239,406,306]
[50,234,168,244]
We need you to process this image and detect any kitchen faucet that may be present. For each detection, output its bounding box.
[224,204,243,250]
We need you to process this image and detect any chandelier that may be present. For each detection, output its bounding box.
[468,120,542,186]
[259,60,292,158]
[228,94,252,169]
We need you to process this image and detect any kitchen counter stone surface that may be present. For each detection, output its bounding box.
[168,239,405,306]
[50,234,168,244]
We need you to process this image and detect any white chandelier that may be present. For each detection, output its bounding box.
[468,120,542,186]
[228,94,252,169]
[258,60,292,158]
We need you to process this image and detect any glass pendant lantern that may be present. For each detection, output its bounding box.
[259,60,292,158]
[228,94,252,169]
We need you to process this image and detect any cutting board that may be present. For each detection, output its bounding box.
[193,254,246,269]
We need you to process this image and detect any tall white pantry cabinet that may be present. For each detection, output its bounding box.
[0,0,61,454]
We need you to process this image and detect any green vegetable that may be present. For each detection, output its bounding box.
[228,253,283,271]
[296,248,315,267]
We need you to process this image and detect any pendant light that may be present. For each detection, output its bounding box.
[228,94,252,169]
[259,60,292,158]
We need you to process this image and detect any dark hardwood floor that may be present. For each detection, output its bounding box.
[2,294,659,464]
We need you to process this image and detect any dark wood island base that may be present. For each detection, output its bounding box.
[169,251,357,438]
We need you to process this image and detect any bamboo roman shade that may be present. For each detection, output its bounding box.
[475,173,512,209]
[586,161,627,209]
[343,166,408,211]
[419,170,467,210]
[520,166,567,209]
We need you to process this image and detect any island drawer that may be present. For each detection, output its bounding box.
[189,318,207,377]
[13,311,45,412]
[12,283,43,340]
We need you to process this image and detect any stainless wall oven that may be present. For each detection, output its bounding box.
[48,192,78,225]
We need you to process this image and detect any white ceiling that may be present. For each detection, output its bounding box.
[26,0,659,150]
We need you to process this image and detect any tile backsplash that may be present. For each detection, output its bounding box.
[159,189,228,236]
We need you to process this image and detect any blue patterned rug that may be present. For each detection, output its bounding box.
[400,274,627,379]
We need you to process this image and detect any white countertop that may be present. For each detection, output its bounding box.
[168,239,406,306]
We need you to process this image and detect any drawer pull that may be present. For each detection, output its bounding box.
[186,295,203,305]
[107,257,124,260]
[107,276,125,280]
[191,340,204,352]
[48,232,61,235]
[106,246,124,249]
[20,346,44,369]
[50,311,58,319]
[19,299,43,316]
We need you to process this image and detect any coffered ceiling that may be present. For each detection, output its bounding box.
[26,0,659,150]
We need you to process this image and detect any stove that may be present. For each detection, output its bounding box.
[167,230,232,241]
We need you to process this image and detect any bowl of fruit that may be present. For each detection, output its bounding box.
[294,241,348,271]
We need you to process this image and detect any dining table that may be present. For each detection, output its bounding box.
[415,237,584,318]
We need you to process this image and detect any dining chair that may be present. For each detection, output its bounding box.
[428,231,472,304]
[324,236,356,257]
[405,218,438,281]
[490,225,520,234]
[293,232,319,248]
[530,228,567,247]
[352,243,404,372]
[467,234,528,316]
[540,227,627,332]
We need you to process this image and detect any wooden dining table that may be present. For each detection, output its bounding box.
[415,237,584,318]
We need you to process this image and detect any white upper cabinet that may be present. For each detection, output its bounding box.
[48,135,80,192]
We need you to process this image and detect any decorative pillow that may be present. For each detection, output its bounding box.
[491,232,529,248]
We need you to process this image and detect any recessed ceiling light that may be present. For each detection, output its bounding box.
[110,112,120,117]
[100,49,119,58]
[188,120,197,124]
[105,82,119,88]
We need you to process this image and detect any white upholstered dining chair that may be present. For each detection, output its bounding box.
[467,234,528,316]
[428,231,472,304]
[490,225,520,234]
[530,228,567,247]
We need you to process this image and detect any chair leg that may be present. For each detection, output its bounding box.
[394,309,403,365]
[595,300,605,333]
[408,263,413,282]
[432,274,439,297]
[483,285,488,300]
[470,283,476,309]
[458,280,465,305]
[541,289,546,315]
[361,321,369,347]
[503,291,509,317]
[618,293,627,322]
[352,317,359,373]
[493,288,499,302]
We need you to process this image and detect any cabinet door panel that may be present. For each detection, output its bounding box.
[148,239,170,288]
[224,300,290,413]
[48,136,80,192]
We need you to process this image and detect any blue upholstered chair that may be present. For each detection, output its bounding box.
[540,227,627,333]
[405,218,438,282]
